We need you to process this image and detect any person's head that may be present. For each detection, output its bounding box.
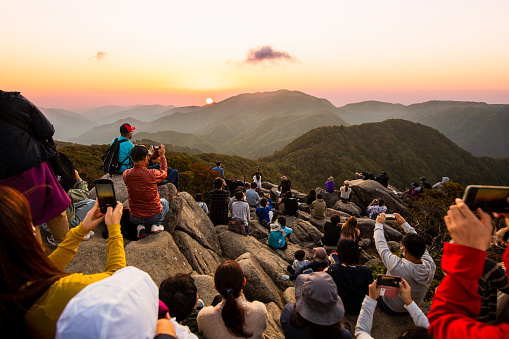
[308,189,316,198]
[214,261,251,338]
[159,273,198,323]
[340,216,358,241]
[397,327,433,339]
[401,233,426,259]
[294,249,306,261]
[419,176,427,183]
[120,123,135,139]
[317,194,323,200]
[195,193,203,202]
[260,198,267,207]
[0,186,68,329]
[216,161,221,167]
[312,247,327,262]
[378,199,385,206]
[244,182,250,191]
[381,171,387,176]
[250,182,257,189]
[412,182,420,188]
[277,216,286,226]
[330,214,341,226]
[286,191,293,198]
[214,177,223,189]
[336,239,360,266]
[344,181,349,188]
[235,190,244,201]
[130,145,149,163]
[328,176,334,182]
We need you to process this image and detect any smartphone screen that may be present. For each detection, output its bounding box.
[95,179,116,214]
[463,186,509,213]
[377,275,401,298]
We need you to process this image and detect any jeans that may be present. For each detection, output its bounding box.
[130,199,169,226]
[158,169,179,190]
[69,199,96,229]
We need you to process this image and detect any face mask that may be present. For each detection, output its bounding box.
[400,246,405,257]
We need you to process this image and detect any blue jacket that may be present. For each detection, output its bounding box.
[111,136,134,174]
[256,199,273,222]
[267,226,293,249]
[212,166,224,178]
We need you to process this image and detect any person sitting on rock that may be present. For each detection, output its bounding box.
[111,123,135,174]
[268,217,293,250]
[340,181,352,203]
[245,182,260,208]
[228,187,243,215]
[256,197,273,228]
[283,247,329,281]
[287,249,310,275]
[159,273,204,339]
[306,189,317,205]
[321,214,342,247]
[231,190,250,234]
[253,168,262,189]
[280,272,352,339]
[341,216,360,243]
[432,176,449,190]
[197,260,268,339]
[310,193,326,219]
[212,161,224,179]
[419,176,432,190]
[278,176,292,194]
[325,176,335,193]
[63,170,96,241]
[355,280,430,339]
[327,239,373,315]
[283,191,299,217]
[277,192,287,215]
[123,145,170,239]
[374,213,436,315]
[366,199,387,220]
[195,193,208,215]
[408,182,421,198]
[147,146,180,190]
[209,177,230,226]
[375,171,389,188]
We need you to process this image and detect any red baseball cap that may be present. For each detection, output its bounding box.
[120,123,136,133]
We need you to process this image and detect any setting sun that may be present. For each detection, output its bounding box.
[206,98,214,104]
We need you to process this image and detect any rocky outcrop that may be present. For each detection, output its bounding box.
[125,231,192,286]
[283,287,296,305]
[218,231,294,290]
[332,200,362,217]
[269,242,305,264]
[316,188,341,208]
[192,274,217,306]
[64,236,110,275]
[288,219,323,247]
[174,192,220,252]
[297,211,327,232]
[173,230,223,276]
[348,179,407,215]
[357,218,402,242]
[158,184,183,233]
[88,173,129,205]
[264,302,284,339]
[237,253,283,307]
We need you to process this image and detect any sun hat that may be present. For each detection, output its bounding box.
[295,272,345,326]
[312,247,327,262]
[328,176,334,181]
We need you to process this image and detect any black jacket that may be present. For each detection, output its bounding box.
[0,91,55,179]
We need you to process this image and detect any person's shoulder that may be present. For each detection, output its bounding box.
[196,305,218,319]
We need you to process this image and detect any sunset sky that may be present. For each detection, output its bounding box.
[1,0,508,111]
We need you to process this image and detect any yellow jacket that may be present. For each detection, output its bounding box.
[24,223,126,338]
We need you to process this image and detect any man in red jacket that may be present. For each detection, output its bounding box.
[427,198,509,338]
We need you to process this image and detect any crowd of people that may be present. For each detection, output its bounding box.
[2,91,509,338]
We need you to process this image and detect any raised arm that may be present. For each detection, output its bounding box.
[374,213,400,271]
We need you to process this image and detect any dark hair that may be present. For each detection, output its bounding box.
[289,304,343,339]
[250,182,257,189]
[159,273,197,323]
[214,261,251,338]
[214,177,223,189]
[330,214,341,225]
[0,186,69,331]
[195,193,203,202]
[286,192,293,198]
[216,161,220,166]
[336,239,360,266]
[294,250,306,261]
[378,199,385,206]
[130,145,149,162]
[244,183,250,190]
[397,327,433,339]
[260,198,267,207]
[308,189,316,198]
[340,216,359,241]
[317,194,323,199]
[235,190,244,201]
[402,233,426,259]
[277,216,287,226]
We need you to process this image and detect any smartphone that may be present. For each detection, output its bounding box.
[95,179,117,214]
[462,185,509,213]
[385,214,396,220]
[377,274,402,298]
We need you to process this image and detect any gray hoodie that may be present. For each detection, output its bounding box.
[374,222,436,313]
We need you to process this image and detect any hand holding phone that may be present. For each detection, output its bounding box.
[95,179,117,214]
[462,185,509,213]
[376,274,402,298]
[105,201,123,226]
[82,199,105,231]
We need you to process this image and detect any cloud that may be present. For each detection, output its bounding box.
[243,45,295,64]
[89,51,106,62]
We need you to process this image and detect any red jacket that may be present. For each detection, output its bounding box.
[428,242,509,338]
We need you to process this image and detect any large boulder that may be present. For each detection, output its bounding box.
[173,230,223,276]
[316,188,341,208]
[175,192,220,252]
[348,179,407,215]
[158,184,183,233]
[264,302,284,339]
[192,274,217,307]
[357,218,402,242]
[125,231,192,286]
[237,253,283,307]
[88,173,129,205]
[64,236,110,274]
[324,208,354,221]
[269,242,305,264]
[288,219,323,247]
[218,231,294,290]
[249,220,270,241]
[298,211,327,232]
[283,287,296,304]
[332,200,362,217]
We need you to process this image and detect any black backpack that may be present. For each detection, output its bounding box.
[101,138,131,174]
[47,151,76,192]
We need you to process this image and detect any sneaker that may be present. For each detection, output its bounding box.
[137,225,147,239]
[151,225,164,233]
[83,231,94,241]
[47,235,60,247]
[197,299,204,311]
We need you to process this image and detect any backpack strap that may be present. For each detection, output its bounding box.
[116,138,132,165]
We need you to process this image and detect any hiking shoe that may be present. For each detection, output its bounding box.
[151,225,164,233]
[47,235,60,247]
[83,231,94,241]
[137,225,147,239]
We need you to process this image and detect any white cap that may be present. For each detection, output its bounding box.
[56,267,158,339]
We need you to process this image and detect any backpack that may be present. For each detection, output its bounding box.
[47,151,76,192]
[228,218,247,235]
[101,138,130,174]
